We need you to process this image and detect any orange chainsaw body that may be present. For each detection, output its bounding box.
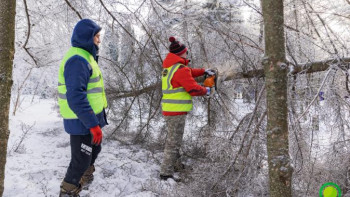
[204,75,215,88]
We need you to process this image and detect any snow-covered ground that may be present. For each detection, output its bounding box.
[3,96,176,197]
[3,95,341,196]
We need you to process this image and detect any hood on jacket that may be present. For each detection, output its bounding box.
[71,19,101,60]
[163,53,190,68]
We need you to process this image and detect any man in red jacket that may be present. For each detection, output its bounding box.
[160,37,215,181]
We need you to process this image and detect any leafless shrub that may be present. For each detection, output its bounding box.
[9,122,35,155]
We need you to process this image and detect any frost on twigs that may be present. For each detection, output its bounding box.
[9,122,35,155]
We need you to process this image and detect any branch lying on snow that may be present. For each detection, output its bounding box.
[109,57,350,99]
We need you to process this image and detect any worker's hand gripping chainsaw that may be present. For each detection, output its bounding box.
[204,69,218,98]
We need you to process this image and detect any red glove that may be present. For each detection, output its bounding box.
[90,125,102,145]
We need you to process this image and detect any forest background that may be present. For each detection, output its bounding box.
[2,0,350,196]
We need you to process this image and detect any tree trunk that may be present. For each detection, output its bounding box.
[0,0,16,195]
[261,0,293,196]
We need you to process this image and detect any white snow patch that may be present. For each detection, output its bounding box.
[4,96,174,197]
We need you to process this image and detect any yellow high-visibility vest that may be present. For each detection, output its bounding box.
[161,63,193,112]
[57,47,107,119]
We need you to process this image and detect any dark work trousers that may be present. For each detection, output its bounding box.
[64,134,101,186]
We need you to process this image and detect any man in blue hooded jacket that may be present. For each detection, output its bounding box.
[58,19,108,196]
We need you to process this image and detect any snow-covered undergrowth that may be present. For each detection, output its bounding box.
[3,96,177,197]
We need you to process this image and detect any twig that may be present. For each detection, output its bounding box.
[211,84,265,190]
[22,0,38,66]
[229,112,251,141]
[12,68,33,116]
[107,96,137,139]
[64,0,82,19]
[297,65,335,121]
[134,92,162,143]
[11,122,35,153]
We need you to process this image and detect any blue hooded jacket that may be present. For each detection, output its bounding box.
[63,19,107,135]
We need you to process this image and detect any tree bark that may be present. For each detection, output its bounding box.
[261,0,293,196]
[0,0,16,195]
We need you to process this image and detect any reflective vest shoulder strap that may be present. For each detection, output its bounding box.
[165,63,183,90]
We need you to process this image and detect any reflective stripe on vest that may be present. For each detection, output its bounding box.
[161,63,193,112]
[162,99,192,104]
[58,76,101,86]
[162,88,186,94]
[57,47,107,119]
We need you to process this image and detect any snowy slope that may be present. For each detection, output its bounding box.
[3,96,175,197]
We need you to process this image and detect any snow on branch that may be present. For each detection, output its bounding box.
[109,57,350,99]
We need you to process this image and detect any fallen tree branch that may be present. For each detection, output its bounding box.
[106,83,160,99]
[291,57,350,74]
[109,57,350,99]
[223,57,350,81]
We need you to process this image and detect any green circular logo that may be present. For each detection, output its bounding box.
[319,182,341,197]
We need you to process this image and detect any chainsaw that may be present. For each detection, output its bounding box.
[204,68,218,92]
[203,68,219,127]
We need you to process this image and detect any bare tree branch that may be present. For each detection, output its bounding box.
[107,96,137,139]
[211,84,265,191]
[110,57,350,99]
[63,0,82,19]
[22,0,38,66]
[296,65,335,121]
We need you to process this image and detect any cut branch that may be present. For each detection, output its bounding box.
[223,57,350,81]
[291,57,350,74]
[110,57,350,99]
